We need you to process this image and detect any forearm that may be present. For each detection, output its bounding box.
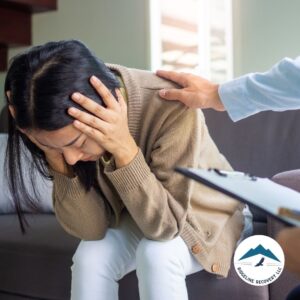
[219,57,300,122]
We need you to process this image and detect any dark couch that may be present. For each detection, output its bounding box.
[0,105,299,300]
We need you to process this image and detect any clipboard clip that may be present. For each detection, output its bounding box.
[209,168,257,181]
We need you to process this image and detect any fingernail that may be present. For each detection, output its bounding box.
[69,107,77,114]
[159,89,166,97]
[72,93,80,100]
[91,75,100,83]
[74,120,82,127]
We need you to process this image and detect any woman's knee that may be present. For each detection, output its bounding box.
[136,237,184,271]
[72,236,119,273]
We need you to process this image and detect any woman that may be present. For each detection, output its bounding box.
[4,40,251,300]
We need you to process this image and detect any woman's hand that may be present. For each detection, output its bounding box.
[68,75,139,169]
[156,70,225,111]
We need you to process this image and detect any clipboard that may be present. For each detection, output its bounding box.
[176,167,300,227]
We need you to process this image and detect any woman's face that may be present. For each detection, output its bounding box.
[30,124,105,165]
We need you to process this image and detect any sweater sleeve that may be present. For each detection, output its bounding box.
[104,103,203,240]
[51,170,110,240]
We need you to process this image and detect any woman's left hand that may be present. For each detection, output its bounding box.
[68,75,139,168]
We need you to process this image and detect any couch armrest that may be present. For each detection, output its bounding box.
[268,170,300,300]
[272,169,300,192]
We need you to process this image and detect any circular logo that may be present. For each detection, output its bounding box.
[234,235,285,286]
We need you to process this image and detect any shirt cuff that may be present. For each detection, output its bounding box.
[104,149,151,194]
[219,75,260,122]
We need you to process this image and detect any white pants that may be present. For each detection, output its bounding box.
[71,208,253,300]
[71,211,203,300]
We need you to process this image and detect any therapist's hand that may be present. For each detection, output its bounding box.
[156,70,225,111]
[276,227,300,277]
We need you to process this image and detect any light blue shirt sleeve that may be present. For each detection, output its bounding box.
[219,57,300,122]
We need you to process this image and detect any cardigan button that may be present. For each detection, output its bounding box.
[191,243,201,254]
[211,263,220,273]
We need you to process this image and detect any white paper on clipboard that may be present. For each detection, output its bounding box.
[176,168,300,227]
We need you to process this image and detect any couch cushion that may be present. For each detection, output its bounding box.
[272,169,300,192]
[0,214,79,300]
[0,134,54,213]
[203,110,300,178]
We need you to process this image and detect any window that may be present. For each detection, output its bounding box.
[150,0,233,83]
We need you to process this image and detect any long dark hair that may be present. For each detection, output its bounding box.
[4,40,120,232]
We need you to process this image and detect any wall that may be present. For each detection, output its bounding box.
[1,0,300,108]
[232,0,300,76]
[0,0,150,108]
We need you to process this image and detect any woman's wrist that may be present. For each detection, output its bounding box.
[114,141,139,169]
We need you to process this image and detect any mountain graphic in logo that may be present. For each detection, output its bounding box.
[239,244,280,262]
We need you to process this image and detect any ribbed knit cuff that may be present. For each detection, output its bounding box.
[51,169,85,201]
[104,149,151,194]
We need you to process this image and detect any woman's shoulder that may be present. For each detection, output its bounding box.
[128,67,179,91]
[107,64,204,121]
[107,63,178,91]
